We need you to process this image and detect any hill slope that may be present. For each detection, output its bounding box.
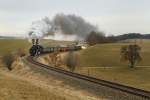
[0,39,31,55]
[79,40,150,67]
[76,40,150,91]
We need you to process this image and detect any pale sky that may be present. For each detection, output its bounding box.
[0,0,150,36]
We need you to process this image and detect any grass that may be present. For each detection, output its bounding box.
[76,67,150,91]
[0,39,73,55]
[0,72,65,100]
[78,40,150,67]
[1,39,150,91]
[36,39,150,91]
[0,39,31,55]
[75,39,150,91]
[40,39,74,47]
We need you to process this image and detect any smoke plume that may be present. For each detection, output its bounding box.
[28,18,53,39]
[28,13,99,40]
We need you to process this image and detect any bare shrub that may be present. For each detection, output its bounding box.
[2,53,15,70]
[17,48,26,57]
[65,51,78,72]
[51,51,59,66]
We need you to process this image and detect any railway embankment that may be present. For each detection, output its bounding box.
[32,55,149,100]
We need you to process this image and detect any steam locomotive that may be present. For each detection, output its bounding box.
[29,39,81,56]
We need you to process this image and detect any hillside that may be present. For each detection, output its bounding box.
[0,70,64,100]
[0,39,74,55]
[0,36,19,39]
[78,40,150,67]
[0,39,31,55]
[74,40,150,91]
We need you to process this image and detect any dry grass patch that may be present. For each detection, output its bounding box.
[0,71,65,100]
[76,67,150,91]
[78,40,150,67]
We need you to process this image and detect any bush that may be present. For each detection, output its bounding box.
[2,53,15,70]
[65,51,78,72]
[17,48,26,57]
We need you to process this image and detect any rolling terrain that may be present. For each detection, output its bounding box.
[0,39,73,55]
[75,40,150,91]
[0,39,31,55]
[78,40,150,67]
[36,39,150,91]
[0,39,150,99]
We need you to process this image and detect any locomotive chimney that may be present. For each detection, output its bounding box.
[35,39,39,45]
[32,39,35,45]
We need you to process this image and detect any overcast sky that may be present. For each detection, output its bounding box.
[0,0,150,36]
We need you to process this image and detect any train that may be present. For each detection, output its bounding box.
[29,39,82,56]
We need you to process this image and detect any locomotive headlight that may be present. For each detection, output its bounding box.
[81,46,87,49]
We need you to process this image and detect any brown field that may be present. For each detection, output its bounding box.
[75,39,150,91]
[39,39,150,91]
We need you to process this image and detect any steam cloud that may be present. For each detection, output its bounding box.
[28,13,99,39]
[28,18,53,39]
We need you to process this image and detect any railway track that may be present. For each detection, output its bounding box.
[26,56,150,99]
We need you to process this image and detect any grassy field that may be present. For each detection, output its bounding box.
[40,39,74,47]
[78,40,150,67]
[0,39,83,100]
[76,67,150,91]
[0,39,73,55]
[75,39,150,91]
[0,70,66,100]
[1,39,150,91]
[0,39,31,55]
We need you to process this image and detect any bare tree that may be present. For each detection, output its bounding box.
[120,44,142,68]
[2,53,15,70]
[65,51,78,72]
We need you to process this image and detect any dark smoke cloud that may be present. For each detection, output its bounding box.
[28,13,99,39]
[52,14,98,38]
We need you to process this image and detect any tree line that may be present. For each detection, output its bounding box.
[86,31,150,46]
